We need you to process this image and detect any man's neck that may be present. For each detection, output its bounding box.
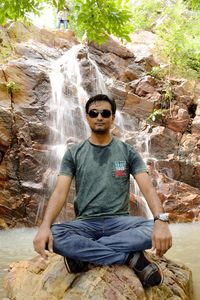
[89,133,113,146]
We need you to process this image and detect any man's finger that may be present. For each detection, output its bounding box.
[48,237,53,253]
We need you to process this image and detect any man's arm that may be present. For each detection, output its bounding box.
[134,172,172,257]
[33,175,73,259]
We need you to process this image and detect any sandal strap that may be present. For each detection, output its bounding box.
[129,252,141,269]
[135,262,163,286]
[129,251,152,270]
[137,262,159,279]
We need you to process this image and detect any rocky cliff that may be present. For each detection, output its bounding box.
[0,22,199,228]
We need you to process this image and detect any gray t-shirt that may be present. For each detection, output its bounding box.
[59,137,147,219]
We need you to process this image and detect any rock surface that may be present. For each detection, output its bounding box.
[4,253,193,300]
[0,21,200,227]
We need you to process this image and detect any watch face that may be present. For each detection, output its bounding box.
[160,213,169,221]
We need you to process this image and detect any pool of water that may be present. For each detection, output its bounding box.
[166,222,200,300]
[0,223,199,299]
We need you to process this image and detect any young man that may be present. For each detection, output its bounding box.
[33,94,172,287]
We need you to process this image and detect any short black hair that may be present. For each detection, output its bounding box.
[85,94,116,115]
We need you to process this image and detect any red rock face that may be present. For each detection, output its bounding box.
[0,22,199,228]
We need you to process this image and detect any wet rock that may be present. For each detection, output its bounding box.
[4,253,192,300]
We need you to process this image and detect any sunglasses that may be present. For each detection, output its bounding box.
[88,109,112,118]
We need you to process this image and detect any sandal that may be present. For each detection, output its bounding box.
[64,257,88,274]
[128,252,164,287]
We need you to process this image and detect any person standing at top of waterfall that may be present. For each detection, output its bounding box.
[56,9,68,30]
[33,94,172,288]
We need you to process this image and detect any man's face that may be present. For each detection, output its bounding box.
[86,101,115,133]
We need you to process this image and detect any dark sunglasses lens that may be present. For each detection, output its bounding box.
[88,109,112,118]
[88,110,99,118]
[101,110,111,118]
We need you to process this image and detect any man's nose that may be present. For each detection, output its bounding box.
[96,113,103,120]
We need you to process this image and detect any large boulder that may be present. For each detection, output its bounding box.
[4,253,192,300]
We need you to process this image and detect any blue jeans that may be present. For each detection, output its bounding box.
[51,216,153,265]
[56,19,68,29]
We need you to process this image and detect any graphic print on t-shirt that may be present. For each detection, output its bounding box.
[113,161,127,177]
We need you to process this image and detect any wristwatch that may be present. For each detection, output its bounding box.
[154,213,169,222]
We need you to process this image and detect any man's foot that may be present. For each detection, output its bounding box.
[127,252,163,287]
[64,257,88,274]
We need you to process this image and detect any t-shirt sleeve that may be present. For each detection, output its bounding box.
[59,149,75,177]
[128,146,147,176]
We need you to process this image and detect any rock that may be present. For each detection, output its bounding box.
[191,99,200,134]
[123,92,154,119]
[173,80,196,98]
[153,173,200,222]
[95,52,127,79]
[148,126,179,158]
[90,36,134,58]
[164,105,190,133]
[0,106,12,149]
[4,253,192,300]
[126,31,158,70]
[135,76,156,97]
[6,21,38,41]
[0,21,200,227]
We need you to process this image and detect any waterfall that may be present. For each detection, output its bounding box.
[36,44,152,222]
[48,44,133,178]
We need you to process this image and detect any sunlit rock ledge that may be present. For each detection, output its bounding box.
[4,253,192,300]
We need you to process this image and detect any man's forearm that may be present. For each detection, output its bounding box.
[142,186,164,217]
[135,172,164,217]
[40,175,73,228]
[41,191,66,227]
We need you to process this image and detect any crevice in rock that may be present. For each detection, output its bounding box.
[0,150,5,164]
[188,102,197,119]
[2,69,22,188]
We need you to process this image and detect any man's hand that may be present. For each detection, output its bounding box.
[151,221,172,257]
[33,226,53,260]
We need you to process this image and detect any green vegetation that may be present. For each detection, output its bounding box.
[147,108,167,123]
[131,0,200,78]
[69,0,133,44]
[0,43,12,62]
[184,0,200,9]
[155,0,200,78]
[7,81,20,94]
[130,0,163,31]
[0,0,199,78]
[147,66,166,79]
[0,0,133,44]
[147,80,174,123]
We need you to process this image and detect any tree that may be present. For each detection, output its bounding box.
[0,0,134,45]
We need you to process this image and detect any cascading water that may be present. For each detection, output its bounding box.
[35,44,152,222]
[1,44,200,300]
